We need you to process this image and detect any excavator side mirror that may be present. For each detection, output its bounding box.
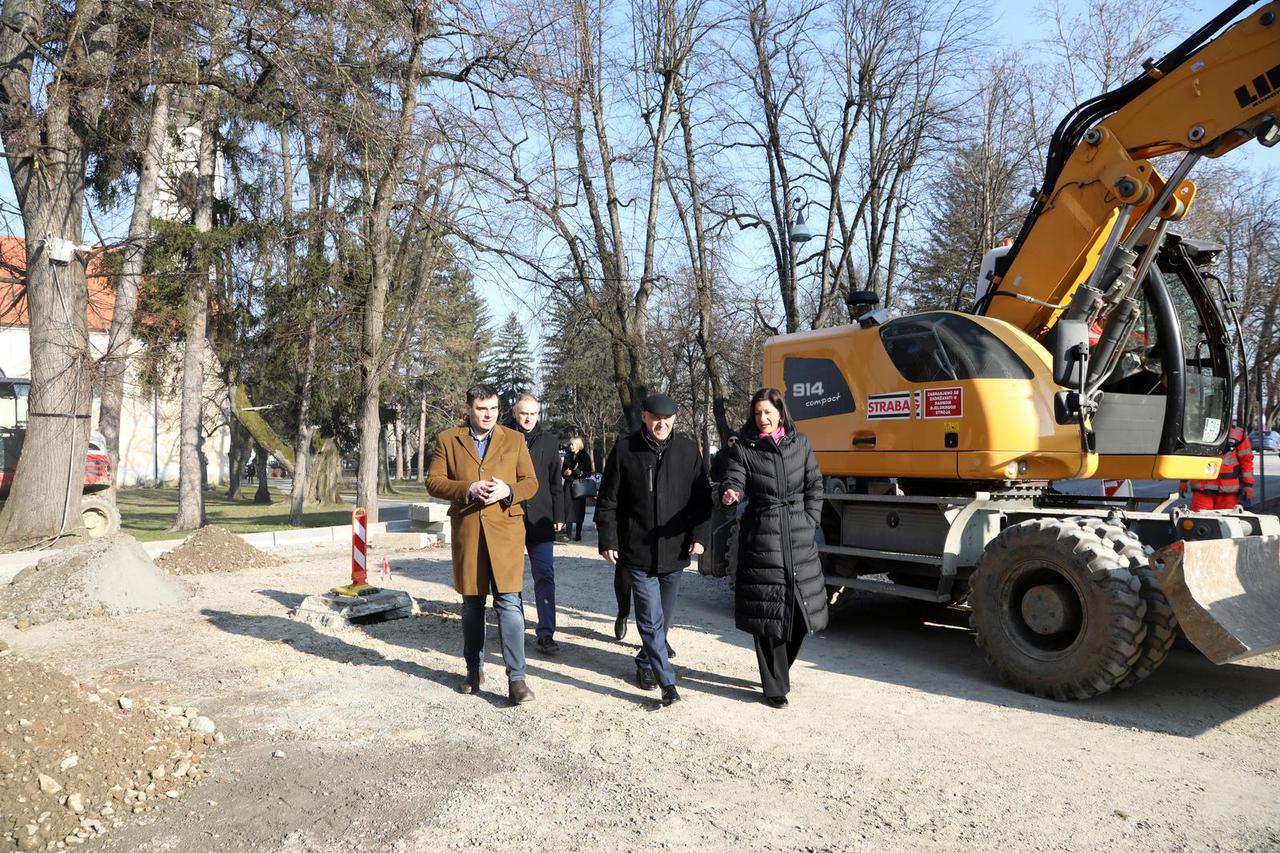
[1257,117,1278,148]
[1047,320,1089,388]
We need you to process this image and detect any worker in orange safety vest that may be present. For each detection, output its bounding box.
[1181,424,1255,511]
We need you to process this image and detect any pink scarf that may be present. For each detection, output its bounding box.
[764,426,786,443]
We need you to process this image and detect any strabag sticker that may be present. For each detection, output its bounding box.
[920,387,963,419]
[867,392,913,420]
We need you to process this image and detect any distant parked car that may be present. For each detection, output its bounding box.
[1249,430,1280,452]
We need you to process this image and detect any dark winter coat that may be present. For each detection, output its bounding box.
[718,430,829,639]
[596,429,712,574]
[504,419,565,544]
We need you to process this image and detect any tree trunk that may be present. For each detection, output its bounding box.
[99,84,172,503]
[289,316,317,525]
[417,388,428,483]
[376,421,397,495]
[0,198,93,546]
[393,415,405,480]
[307,437,341,505]
[254,441,271,505]
[174,96,217,531]
[226,414,244,500]
[404,421,414,478]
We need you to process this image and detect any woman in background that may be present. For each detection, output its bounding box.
[562,435,593,542]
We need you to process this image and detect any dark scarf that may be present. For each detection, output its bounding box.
[642,427,672,463]
[505,418,542,449]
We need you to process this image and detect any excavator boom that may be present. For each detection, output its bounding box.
[982,1,1279,338]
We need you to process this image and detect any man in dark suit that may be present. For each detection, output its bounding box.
[596,392,711,707]
[506,392,566,655]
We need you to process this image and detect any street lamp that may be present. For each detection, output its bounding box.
[789,188,815,244]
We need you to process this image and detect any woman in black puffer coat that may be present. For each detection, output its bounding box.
[719,387,829,707]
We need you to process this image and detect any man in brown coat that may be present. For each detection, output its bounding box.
[427,384,540,704]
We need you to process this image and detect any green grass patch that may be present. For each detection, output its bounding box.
[117,487,352,542]
[336,477,428,499]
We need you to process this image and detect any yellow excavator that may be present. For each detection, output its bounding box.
[731,1,1280,699]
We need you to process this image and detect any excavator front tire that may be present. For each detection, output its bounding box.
[80,494,122,539]
[969,518,1147,700]
[1066,517,1177,689]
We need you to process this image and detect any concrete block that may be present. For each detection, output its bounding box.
[407,502,452,543]
[292,587,419,629]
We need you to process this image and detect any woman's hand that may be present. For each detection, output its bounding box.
[721,488,741,506]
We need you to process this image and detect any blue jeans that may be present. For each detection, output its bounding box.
[461,577,527,681]
[528,538,556,640]
[628,566,682,688]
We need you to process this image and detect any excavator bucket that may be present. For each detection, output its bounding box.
[1149,536,1280,665]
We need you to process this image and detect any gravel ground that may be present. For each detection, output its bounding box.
[1,535,1278,851]
[0,652,221,850]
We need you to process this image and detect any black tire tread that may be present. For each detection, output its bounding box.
[1067,517,1176,689]
[970,517,1146,701]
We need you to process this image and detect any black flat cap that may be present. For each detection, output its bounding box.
[643,393,678,416]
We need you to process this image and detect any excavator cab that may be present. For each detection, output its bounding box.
[1088,233,1234,479]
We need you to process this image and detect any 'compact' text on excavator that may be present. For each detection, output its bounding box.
[715,1,1280,700]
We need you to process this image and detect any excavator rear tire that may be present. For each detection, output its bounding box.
[80,494,121,539]
[1067,517,1177,689]
[969,517,1146,700]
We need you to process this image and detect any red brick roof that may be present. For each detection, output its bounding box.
[0,235,117,332]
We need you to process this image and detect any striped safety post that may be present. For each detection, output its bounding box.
[352,507,368,586]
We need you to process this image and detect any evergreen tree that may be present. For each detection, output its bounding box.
[485,312,535,411]
[903,143,1026,312]
[414,267,491,438]
[542,307,623,463]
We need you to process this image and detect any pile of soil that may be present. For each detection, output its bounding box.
[0,537,191,627]
[0,649,221,850]
[156,526,283,575]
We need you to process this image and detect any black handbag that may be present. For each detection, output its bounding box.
[570,477,597,499]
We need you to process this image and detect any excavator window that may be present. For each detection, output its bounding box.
[1163,269,1229,445]
[880,313,1034,383]
[0,381,29,472]
[1096,293,1163,395]
[0,381,29,431]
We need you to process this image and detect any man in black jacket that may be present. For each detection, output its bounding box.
[508,393,566,654]
[596,392,711,706]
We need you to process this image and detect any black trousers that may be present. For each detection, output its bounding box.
[752,599,806,699]
[614,564,632,618]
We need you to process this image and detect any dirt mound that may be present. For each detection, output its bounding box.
[155,525,283,575]
[0,651,220,850]
[0,536,191,627]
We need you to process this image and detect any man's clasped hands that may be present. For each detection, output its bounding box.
[467,478,513,505]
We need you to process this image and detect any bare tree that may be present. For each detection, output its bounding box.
[460,0,712,429]
[0,0,122,546]
[903,55,1036,310]
[717,0,975,328]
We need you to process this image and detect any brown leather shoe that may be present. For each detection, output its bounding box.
[459,669,484,694]
[508,679,535,705]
